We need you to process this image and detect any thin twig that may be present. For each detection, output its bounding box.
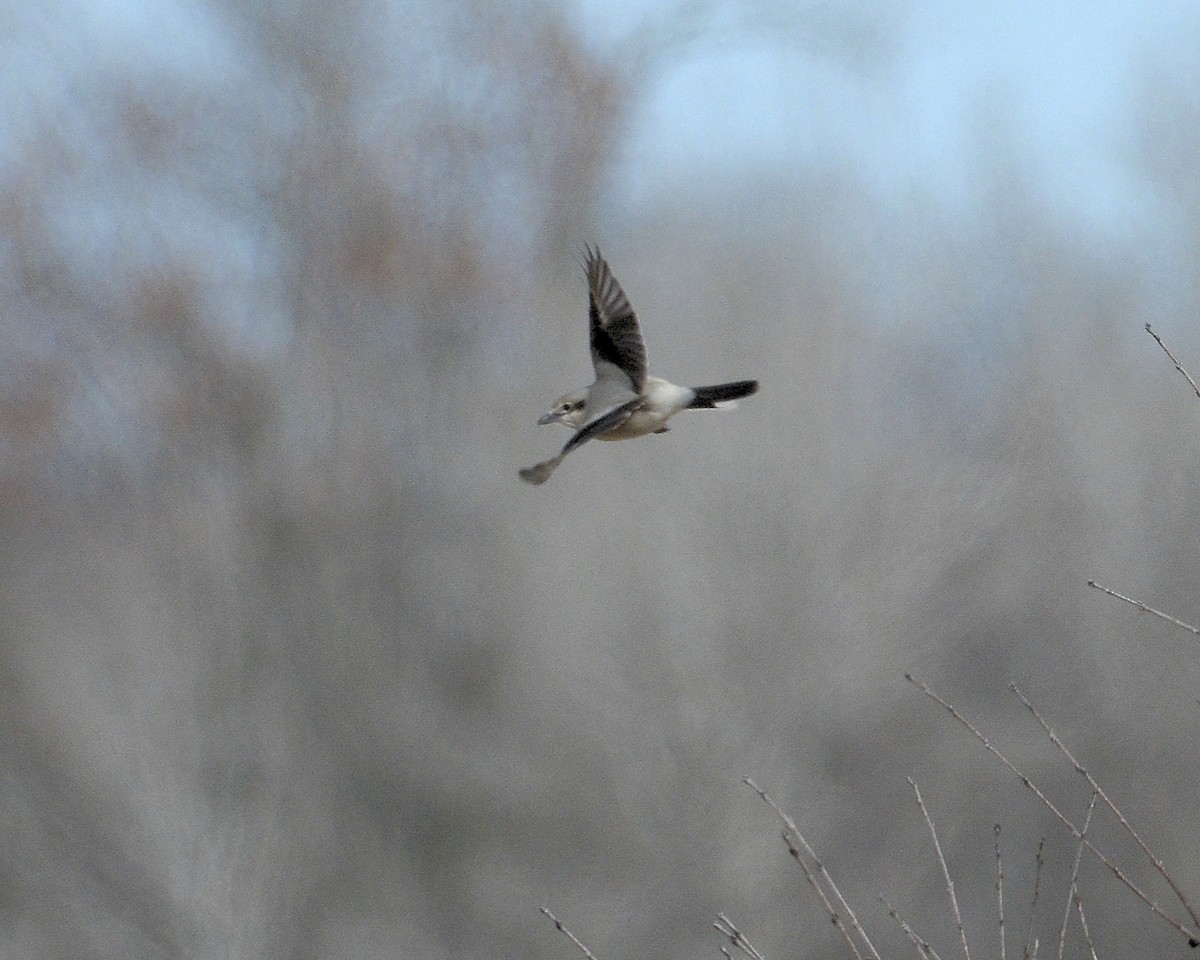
[995,824,1007,960]
[745,778,874,960]
[540,908,603,960]
[1012,683,1200,929]
[880,895,945,960]
[1025,839,1045,960]
[1074,890,1099,960]
[744,778,880,960]
[1146,323,1200,401]
[909,779,971,960]
[777,830,866,960]
[905,675,1200,947]
[1058,793,1097,960]
[713,914,769,960]
[1086,580,1200,637]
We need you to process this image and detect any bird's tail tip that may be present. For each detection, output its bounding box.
[689,379,759,409]
[519,456,563,485]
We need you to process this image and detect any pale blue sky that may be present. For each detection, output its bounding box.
[567,1,1200,237]
[5,0,1199,319]
[8,0,1197,238]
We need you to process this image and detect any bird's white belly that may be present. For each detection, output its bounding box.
[596,408,665,440]
[594,377,693,440]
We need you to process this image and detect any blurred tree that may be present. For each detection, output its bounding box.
[0,1,1199,959]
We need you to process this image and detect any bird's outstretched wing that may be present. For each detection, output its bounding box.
[586,246,646,392]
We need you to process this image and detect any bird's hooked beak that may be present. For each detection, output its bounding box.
[537,409,563,425]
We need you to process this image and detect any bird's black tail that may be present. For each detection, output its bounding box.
[688,379,759,409]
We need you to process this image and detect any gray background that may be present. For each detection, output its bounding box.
[3,1,1200,957]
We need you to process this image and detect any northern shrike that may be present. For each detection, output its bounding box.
[519,247,758,485]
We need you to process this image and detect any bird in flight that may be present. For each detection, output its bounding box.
[519,247,758,484]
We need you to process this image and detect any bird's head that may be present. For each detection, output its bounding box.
[537,391,588,429]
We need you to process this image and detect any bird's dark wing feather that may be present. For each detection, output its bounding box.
[518,395,645,485]
[586,246,646,391]
[562,396,644,455]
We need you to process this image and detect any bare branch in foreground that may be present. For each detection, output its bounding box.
[995,825,1007,960]
[540,907,603,960]
[1087,579,1200,637]
[713,914,769,960]
[1057,793,1097,960]
[908,779,971,960]
[1074,891,1099,960]
[905,674,1200,947]
[1024,839,1045,960]
[743,778,879,960]
[881,895,945,960]
[1145,322,1200,401]
[1011,683,1200,929]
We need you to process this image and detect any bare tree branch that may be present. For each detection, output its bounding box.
[881,895,945,960]
[1087,580,1200,637]
[909,778,971,960]
[1145,323,1200,401]
[905,674,1200,947]
[744,777,879,960]
[1024,839,1045,960]
[1057,793,1096,960]
[995,824,1007,960]
[713,913,769,960]
[540,907,604,960]
[1011,683,1200,929]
